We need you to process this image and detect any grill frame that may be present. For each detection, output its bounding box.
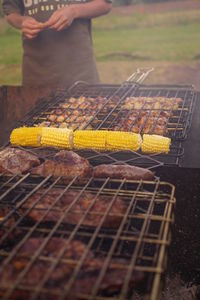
[10,82,197,169]
[0,174,175,300]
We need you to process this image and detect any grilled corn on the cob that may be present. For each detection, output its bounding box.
[10,127,42,147]
[73,130,107,150]
[40,127,73,149]
[141,134,171,154]
[106,131,142,151]
[10,126,171,154]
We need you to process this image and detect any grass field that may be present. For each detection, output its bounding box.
[1,1,200,87]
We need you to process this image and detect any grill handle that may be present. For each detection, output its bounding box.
[126,67,154,84]
[67,68,154,94]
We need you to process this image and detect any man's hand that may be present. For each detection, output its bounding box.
[22,17,44,39]
[43,6,76,31]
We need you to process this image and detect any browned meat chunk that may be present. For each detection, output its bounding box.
[0,238,145,299]
[93,164,154,181]
[22,187,127,228]
[19,238,94,259]
[121,96,183,111]
[142,123,167,136]
[0,148,40,175]
[0,207,20,242]
[31,150,92,181]
[116,110,168,135]
[0,239,93,297]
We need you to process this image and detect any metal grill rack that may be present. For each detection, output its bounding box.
[0,174,175,300]
[53,83,196,141]
[12,96,196,168]
[7,68,196,168]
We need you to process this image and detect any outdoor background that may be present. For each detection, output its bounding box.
[0,0,200,89]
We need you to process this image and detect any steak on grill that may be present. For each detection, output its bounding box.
[22,187,127,228]
[30,150,92,182]
[0,148,40,175]
[0,238,145,299]
[93,164,154,181]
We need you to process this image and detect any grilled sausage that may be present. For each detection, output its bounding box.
[93,164,154,181]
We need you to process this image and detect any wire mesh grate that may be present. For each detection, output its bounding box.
[12,83,196,167]
[0,174,175,300]
[23,83,196,140]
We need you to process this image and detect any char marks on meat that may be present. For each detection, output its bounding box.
[93,164,154,181]
[30,150,92,182]
[22,188,127,228]
[0,238,145,299]
[0,148,40,175]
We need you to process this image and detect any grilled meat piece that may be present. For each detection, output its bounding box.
[121,96,183,111]
[116,110,169,135]
[0,148,40,175]
[0,239,93,296]
[0,207,20,243]
[48,114,57,122]
[31,150,92,182]
[56,115,65,123]
[142,124,166,135]
[71,258,145,297]
[93,164,154,181]
[19,238,94,260]
[59,122,69,128]
[37,121,51,127]
[22,187,127,228]
[0,238,145,299]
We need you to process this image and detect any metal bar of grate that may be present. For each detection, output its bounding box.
[0,174,175,300]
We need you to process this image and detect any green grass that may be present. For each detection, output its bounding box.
[94,23,200,61]
[93,9,200,30]
[1,6,200,85]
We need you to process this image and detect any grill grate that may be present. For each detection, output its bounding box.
[12,82,196,168]
[53,83,196,140]
[0,174,175,300]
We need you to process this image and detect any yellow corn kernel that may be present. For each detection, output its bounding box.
[73,130,107,150]
[40,127,73,149]
[106,131,142,151]
[10,127,42,147]
[141,134,171,154]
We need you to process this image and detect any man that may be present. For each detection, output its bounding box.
[2,0,112,87]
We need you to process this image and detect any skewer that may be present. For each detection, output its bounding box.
[168,128,183,131]
[33,117,46,120]
[167,122,183,126]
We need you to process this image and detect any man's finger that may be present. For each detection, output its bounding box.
[23,19,43,29]
[56,19,70,31]
[45,10,64,27]
[24,33,37,39]
[23,28,41,35]
[23,23,41,30]
[49,17,66,29]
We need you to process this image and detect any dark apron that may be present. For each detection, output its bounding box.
[21,0,99,87]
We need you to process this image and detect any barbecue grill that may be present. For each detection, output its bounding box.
[0,68,199,299]
[0,174,175,300]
